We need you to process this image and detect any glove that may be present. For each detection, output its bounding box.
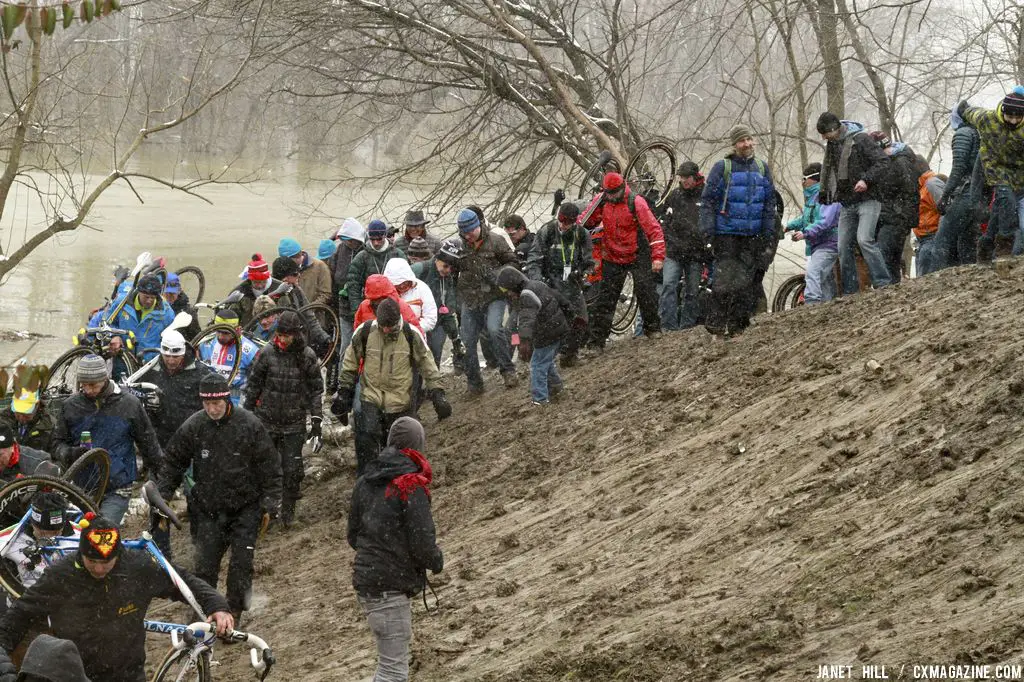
[554,188,566,205]
[65,445,88,467]
[937,193,951,216]
[331,388,354,425]
[571,316,588,331]
[0,649,16,682]
[430,389,452,420]
[518,339,533,362]
[306,417,323,454]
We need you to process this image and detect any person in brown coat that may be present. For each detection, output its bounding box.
[278,237,332,307]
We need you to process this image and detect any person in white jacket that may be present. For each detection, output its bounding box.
[383,258,438,333]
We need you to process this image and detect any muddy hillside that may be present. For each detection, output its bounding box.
[170,260,1024,680]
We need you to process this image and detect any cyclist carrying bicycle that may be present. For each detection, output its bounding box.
[85,274,176,363]
[0,492,79,597]
[196,310,259,406]
[0,513,233,682]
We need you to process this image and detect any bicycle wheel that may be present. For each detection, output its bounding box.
[0,475,96,599]
[300,303,340,367]
[242,305,288,337]
[771,274,806,312]
[623,138,677,209]
[41,347,92,401]
[610,272,638,336]
[63,448,110,508]
[190,324,243,385]
[175,266,206,304]
[152,645,212,682]
[576,157,605,201]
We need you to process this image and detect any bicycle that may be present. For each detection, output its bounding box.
[45,321,142,400]
[148,620,275,682]
[242,303,340,368]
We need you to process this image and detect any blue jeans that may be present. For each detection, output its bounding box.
[530,342,562,403]
[659,257,703,330]
[337,318,354,359]
[99,491,130,527]
[915,234,939,276]
[357,592,412,682]
[804,248,838,304]
[459,300,513,389]
[838,200,890,293]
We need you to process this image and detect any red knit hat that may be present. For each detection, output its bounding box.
[247,253,270,281]
[602,172,624,191]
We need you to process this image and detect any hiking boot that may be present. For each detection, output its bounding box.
[467,383,485,396]
[502,372,519,389]
[549,382,564,399]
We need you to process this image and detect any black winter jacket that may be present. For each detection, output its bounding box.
[139,351,215,447]
[169,291,201,341]
[658,183,708,260]
[160,404,282,515]
[348,447,443,596]
[327,243,362,321]
[513,232,535,267]
[821,123,892,205]
[457,227,519,307]
[941,126,981,203]
[876,146,921,228]
[228,277,286,327]
[0,549,228,682]
[347,246,407,318]
[525,221,594,289]
[0,410,54,453]
[0,444,52,483]
[244,338,323,434]
[496,267,573,349]
[412,259,459,341]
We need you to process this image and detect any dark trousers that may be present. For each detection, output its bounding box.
[934,190,979,269]
[355,402,414,476]
[876,216,911,284]
[705,234,761,335]
[193,505,262,613]
[270,431,305,520]
[590,259,660,346]
[552,283,587,358]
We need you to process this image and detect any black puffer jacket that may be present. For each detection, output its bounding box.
[457,226,519,307]
[348,447,443,596]
[496,267,573,349]
[243,337,323,434]
[168,292,201,341]
[0,444,53,483]
[0,548,228,682]
[658,182,708,260]
[941,126,981,203]
[160,404,282,515]
[876,145,921,228]
[139,350,215,447]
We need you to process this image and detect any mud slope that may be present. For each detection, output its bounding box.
[208,261,1024,681]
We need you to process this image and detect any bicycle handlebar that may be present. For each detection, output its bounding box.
[176,622,275,676]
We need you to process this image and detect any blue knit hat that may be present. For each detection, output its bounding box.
[457,208,481,233]
[366,220,389,239]
[278,238,301,258]
[318,238,338,260]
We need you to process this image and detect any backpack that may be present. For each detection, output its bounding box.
[351,320,421,372]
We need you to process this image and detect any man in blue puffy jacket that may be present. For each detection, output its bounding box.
[699,124,777,336]
[87,274,176,363]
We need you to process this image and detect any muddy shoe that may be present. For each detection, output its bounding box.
[467,383,485,396]
[549,382,564,399]
[502,372,519,389]
[647,331,663,340]
[532,400,549,407]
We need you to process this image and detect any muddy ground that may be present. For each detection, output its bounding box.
[146,260,1024,680]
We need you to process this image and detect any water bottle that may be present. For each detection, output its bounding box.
[80,431,92,450]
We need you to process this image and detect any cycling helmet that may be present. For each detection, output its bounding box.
[29,491,68,531]
[436,240,464,266]
[276,310,304,334]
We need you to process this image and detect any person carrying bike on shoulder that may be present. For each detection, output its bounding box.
[196,310,260,406]
[228,254,282,327]
[52,355,162,525]
[243,311,322,527]
[0,513,232,682]
[159,374,282,623]
[86,273,176,364]
[271,256,334,359]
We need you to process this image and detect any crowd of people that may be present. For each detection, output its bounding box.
[0,86,1022,681]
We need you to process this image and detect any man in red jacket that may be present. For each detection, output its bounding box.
[583,172,666,350]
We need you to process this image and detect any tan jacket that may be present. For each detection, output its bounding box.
[298,257,332,307]
[340,320,443,414]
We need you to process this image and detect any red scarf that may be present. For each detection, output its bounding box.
[385,449,433,501]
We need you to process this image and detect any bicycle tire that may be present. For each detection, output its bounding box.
[190,324,243,385]
[576,158,605,201]
[299,303,340,368]
[152,644,212,682]
[241,305,290,336]
[610,272,638,336]
[63,448,110,508]
[771,274,806,313]
[41,347,93,398]
[623,138,677,209]
[0,475,97,599]
[175,266,206,305]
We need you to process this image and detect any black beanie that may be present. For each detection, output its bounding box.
[199,373,231,401]
[376,298,401,328]
[816,112,841,135]
[1002,91,1024,117]
[29,491,68,531]
[676,161,701,178]
[79,512,122,561]
[272,255,300,279]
